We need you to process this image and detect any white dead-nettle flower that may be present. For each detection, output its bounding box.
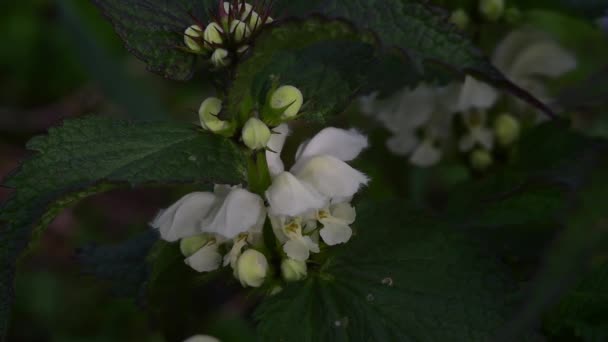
[269,215,319,261]
[360,83,460,167]
[265,125,369,217]
[236,249,269,287]
[184,25,204,52]
[151,185,265,272]
[492,29,577,114]
[316,202,356,246]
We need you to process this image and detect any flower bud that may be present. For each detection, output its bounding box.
[281,258,307,282]
[470,148,493,171]
[199,97,229,132]
[184,25,204,52]
[494,113,520,146]
[236,249,268,287]
[230,20,251,42]
[479,0,504,21]
[242,117,271,150]
[180,234,212,257]
[204,22,224,46]
[450,9,470,30]
[211,48,230,67]
[270,85,304,119]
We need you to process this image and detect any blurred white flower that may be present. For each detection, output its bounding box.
[492,29,577,112]
[265,126,369,217]
[183,335,221,342]
[360,83,459,167]
[459,110,494,152]
[317,202,356,246]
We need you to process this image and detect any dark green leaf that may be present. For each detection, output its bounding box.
[0,116,247,339]
[91,0,214,80]
[256,201,522,341]
[76,229,159,300]
[509,0,607,17]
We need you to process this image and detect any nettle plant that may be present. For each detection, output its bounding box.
[2,0,608,341]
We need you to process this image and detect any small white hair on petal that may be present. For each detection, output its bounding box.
[266,124,290,177]
[151,192,217,242]
[295,155,369,199]
[265,172,327,217]
[184,244,222,273]
[201,188,265,239]
[294,127,369,164]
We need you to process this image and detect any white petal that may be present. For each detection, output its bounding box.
[473,127,494,150]
[294,127,369,164]
[268,214,289,243]
[294,155,369,199]
[265,172,327,217]
[492,30,543,72]
[458,76,499,112]
[266,124,290,177]
[184,243,222,272]
[320,223,353,245]
[151,192,216,242]
[283,236,319,261]
[283,239,310,261]
[409,140,441,167]
[330,202,356,224]
[510,42,576,80]
[202,188,265,239]
[386,132,419,156]
[223,237,248,268]
[394,85,436,128]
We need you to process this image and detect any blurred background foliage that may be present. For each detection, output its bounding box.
[0,0,607,341]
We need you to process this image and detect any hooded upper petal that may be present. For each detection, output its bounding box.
[265,172,327,217]
[294,127,369,166]
[266,124,290,177]
[151,192,217,242]
[294,155,369,199]
[201,188,265,239]
[509,42,576,80]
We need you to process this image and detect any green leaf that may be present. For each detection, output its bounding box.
[91,0,214,80]
[226,18,376,123]
[76,229,159,300]
[0,116,247,340]
[509,0,606,17]
[255,201,522,341]
[315,0,553,115]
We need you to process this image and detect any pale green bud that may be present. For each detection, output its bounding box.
[180,234,212,257]
[270,85,304,118]
[450,9,470,31]
[184,25,204,52]
[230,20,251,42]
[470,148,493,171]
[281,258,307,282]
[199,97,229,133]
[479,0,505,21]
[236,249,268,287]
[204,22,224,46]
[242,117,271,150]
[211,48,230,67]
[494,113,521,146]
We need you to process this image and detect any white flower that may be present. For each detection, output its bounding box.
[360,83,459,167]
[151,185,265,242]
[201,185,266,239]
[184,25,204,52]
[458,76,498,112]
[317,202,356,245]
[236,249,268,287]
[492,29,577,112]
[229,19,251,42]
[265,127,369,216]
[459,110,494,152]
[270,85,304,118]
[270,215,320,261]
[151,192,217,242]
[223,233,251,272]
[211,48,230,67]
[199,97,229,133]
[203,22,224,46]
[266,124,290,177]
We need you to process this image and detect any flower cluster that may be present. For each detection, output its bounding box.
[361,28,576,170]
[152,86,369,288]
[183,1,273,68]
